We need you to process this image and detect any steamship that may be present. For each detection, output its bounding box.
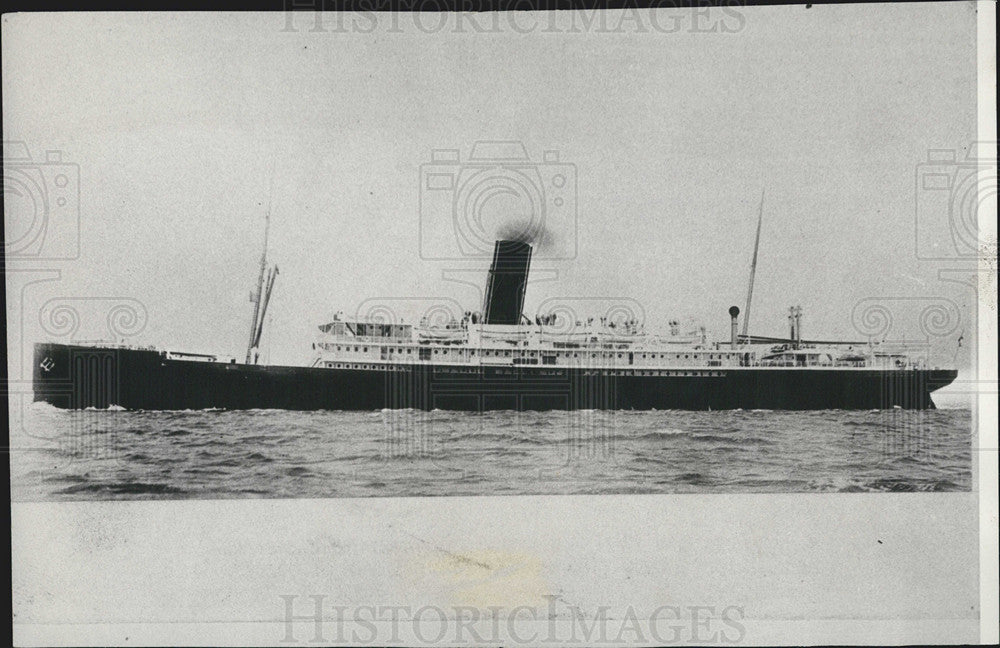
[33,233,957,411]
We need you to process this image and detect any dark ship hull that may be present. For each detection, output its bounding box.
[33,342,957,411]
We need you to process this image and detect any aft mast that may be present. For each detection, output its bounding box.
[741,190,765,341]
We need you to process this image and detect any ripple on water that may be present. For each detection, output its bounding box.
[11,408,973,500]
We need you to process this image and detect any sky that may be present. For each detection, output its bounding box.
[4,4,980,373]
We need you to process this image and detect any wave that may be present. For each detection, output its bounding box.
[114,407,226,414]
[630,455,669,466]
[16,406,973,500]
[56,481,187,496]
[841,420,886,431]
[838,478,967,492]
[206,458,243,468]
[676,472,712,485]
[635,428,690,439]
[41,474,88,485]
[690,433,738,443]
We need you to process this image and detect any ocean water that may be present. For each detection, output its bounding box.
[10,402,973,500]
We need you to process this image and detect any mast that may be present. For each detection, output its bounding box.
[245,166,275,364]
[251,265,279,360]
[741,190,765,340]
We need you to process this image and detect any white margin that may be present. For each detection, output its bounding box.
[976,0,999,643]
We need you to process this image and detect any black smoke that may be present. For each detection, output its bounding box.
[495,218,556,250]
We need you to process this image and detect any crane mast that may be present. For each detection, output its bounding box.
[246,168,277,364]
